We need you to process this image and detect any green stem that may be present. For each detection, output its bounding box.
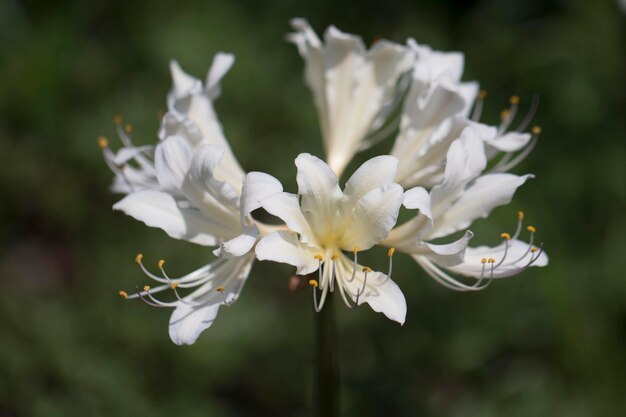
[315,291,339,417]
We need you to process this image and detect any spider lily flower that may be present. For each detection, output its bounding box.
[390,40,540,189]
[99,53,242,195]
[383,125,548,291]
[114,137,283,344]
[255,153,407,324]
[288,18,414,177]
[106,57,284,345]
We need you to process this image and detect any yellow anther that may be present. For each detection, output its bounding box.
[478,90,488,99]
[531,126,542,135]
[124,123,133,134]
[97,136,108,149]
[331,253,339,260]
[157,259,165,269]
[488,258,496,264]
[314,254,324,261]
[216,286,225,292]
[118,290,128,299]
[527,226,536,233]
[500,232,511,240]
[388,247,396,257]
[509,95,520,105]
[353,246,360,254]
[530,247,539,253]
[362,266,373,273]
[135,253,143,264]
[481,258,488,264]
[500,109,511,120]
[170,281,179,289]
[518,210,525,220]
[143,285,150,292]
[113,115,123,125]
[308,279,318,287]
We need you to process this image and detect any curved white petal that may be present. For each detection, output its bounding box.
[407,230,474,266]
[260,192,316,245]
[255,231,319,275]
[403,186,432,220]
[338,183,404,251]
[240,171,284,219]
[213,224,258,258]
[295,153,342,235]
[430,173,533,239]
[169,60,202,99]
[485,132,533,153]
[154,136,192,193]
[447,239,548,278]
[113,190,238,246]
[206,52,235,99]
[343,155,399,200]
[169,303,220,346]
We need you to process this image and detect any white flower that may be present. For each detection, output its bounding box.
[255,153,407,324]
[384,125,548,291]
[288,18,414,177]
[390,40,540,189]
[103,57,283,345]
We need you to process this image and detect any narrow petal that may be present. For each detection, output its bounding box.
[343,155,399,200]
[402,186,432,220]
[213,224,259,258]
[408,230,474,266]
[339,183,404,251]
[113,190,238,246]
[447,239,548,278]
[260,192,316,245]
[154,136,192,193]
[240,171,284,222]
[169,303,220,346]
[430,173,533,239]
[255,231,319,275]
[206,52,235,99]
[485,132,533,153]
[295,153,343,235]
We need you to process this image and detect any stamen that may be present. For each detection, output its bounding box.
[509,95,520,105]
[472,90,487,121]
[531,126,542,136]
[515,95,540,132]
[500,232,511,240]
[356,267,372,305]
[309,279,323,313]
[134,254,169,284]
[527,225,536,233]
[387,247,395,279]
[330,253,339,292]
[135,287,174,308]
[119,290,128,299]
[124,124,133,134]
[348,246,359,283]
[495,234,511,268]
[97,136,109,150]
[113,115,123,125]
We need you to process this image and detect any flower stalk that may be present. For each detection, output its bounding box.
[315,291,339,417]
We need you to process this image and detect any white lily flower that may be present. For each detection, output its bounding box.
[390,40,541,189]
[255,153,407,324]
[288,18,414,177]
[103,58,284,345]
[99,53,243,195]
[384,125,548,291]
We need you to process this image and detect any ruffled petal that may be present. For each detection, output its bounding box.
[113,190,238,246]
[154,136,192,193]
[408,230,474,267]
[213,224,259,258]
[338,183,404,251]
[240,171,284,218]
[255,231,319,275]
[260,192,316,245]
[430,173,533,239]
[343,155,399,200]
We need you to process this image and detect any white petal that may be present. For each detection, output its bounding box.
[295,153,343,235]
[402,186,432,220]
[213,224,258,258]
[485,132,533,153]
[255,231,319,275]
[154,136,192,193]
[447,239,548,278]
[408,230,474,266]
[169,60,202,99]
[338,183,404,251]
[113,190,236,246]
[240,171,284,218]
[343,155,399,200]
[430,173,533,239]
[206,52,235,99]
[259,192,316,245]
[168,255,254,345]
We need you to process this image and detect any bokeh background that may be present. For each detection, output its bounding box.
[1,0,624,416]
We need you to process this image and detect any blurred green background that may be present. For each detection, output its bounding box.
[1,0,624,416]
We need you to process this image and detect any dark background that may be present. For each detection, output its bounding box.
[1,0,624,416]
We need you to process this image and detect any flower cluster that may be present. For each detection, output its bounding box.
[100,19,547,345]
